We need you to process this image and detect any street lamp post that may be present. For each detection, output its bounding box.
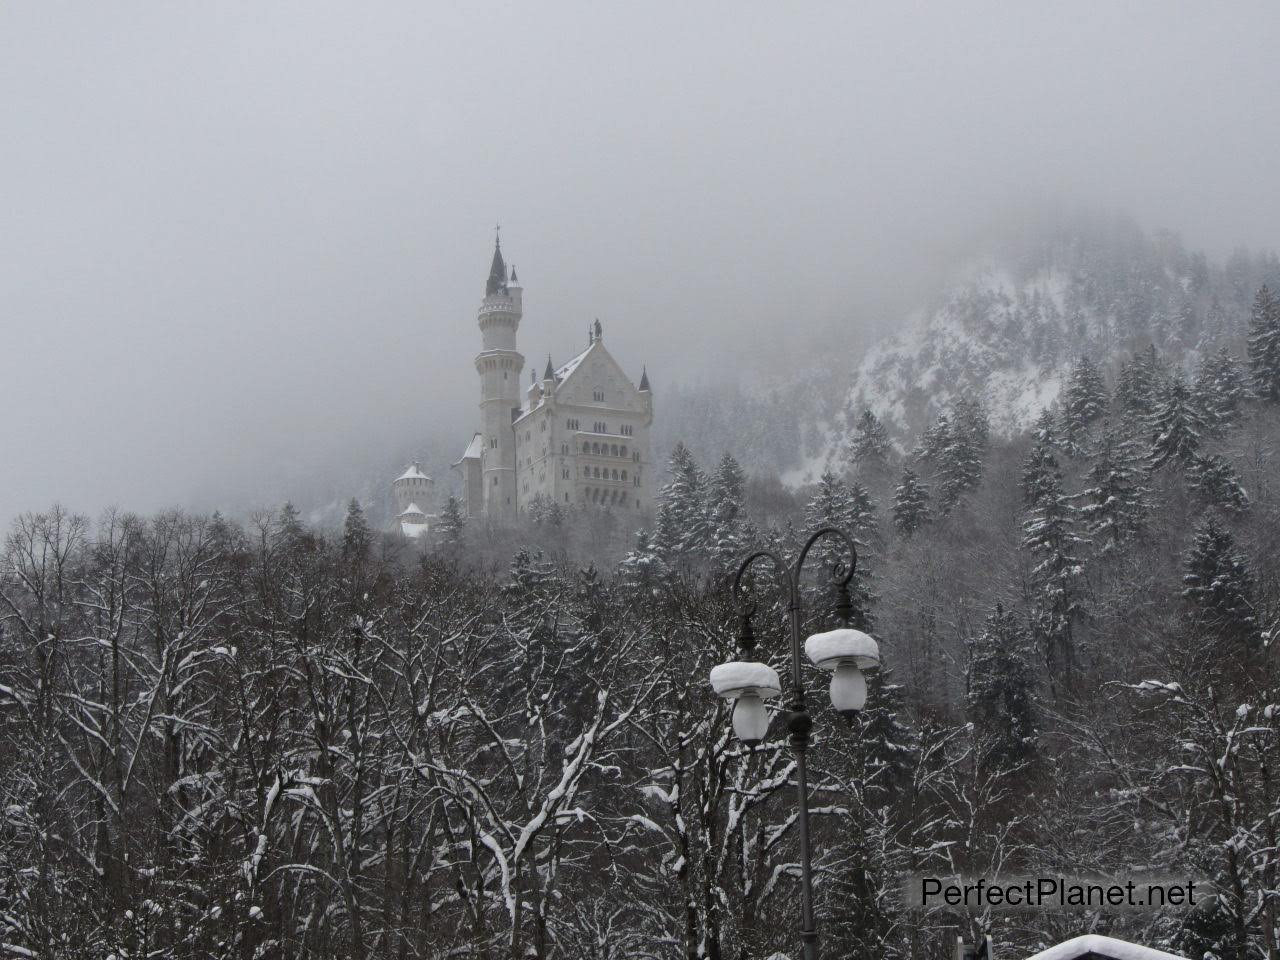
[708,526,880,960]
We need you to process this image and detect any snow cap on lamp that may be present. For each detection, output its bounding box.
[805,628,879,718]
[709,661,781,747]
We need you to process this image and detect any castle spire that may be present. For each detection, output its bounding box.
[639,366,651,392]
[485,231,507,296]
[544,354,555,380]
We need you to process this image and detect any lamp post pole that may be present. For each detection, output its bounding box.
[731,526,859,960]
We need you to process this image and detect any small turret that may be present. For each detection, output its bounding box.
[543,355,555,382]
[639,366,651,392]
[393,461,435,516]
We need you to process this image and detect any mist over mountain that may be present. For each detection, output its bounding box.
[269,213,1279,531]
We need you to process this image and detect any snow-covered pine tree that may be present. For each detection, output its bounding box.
[892,467,931,537]
[1079,430,1148,551]
[341,498,372,570]
[1115,344,1167,413]
[1059,355,1108,452]
[1021,413,1061,511]
[1147,373,1208,470]
[1182,516,1257,644]
[929,398,987,512]
[1193,347,1247,433]
[658,442,710,555]
[1021,445,1088,681]
[966,603,1038,770]
[845,408,891,474]
[436,494,465,547]
[706,452,747,566]
[1247,284,1280,401]
[1187,454,1249,513]
[806,469,876,628]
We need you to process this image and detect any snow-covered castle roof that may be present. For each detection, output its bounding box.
[395,462,431,483]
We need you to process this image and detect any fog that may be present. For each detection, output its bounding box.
[2,2,1279,524]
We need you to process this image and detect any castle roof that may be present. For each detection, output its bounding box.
[399,502,427,518]
[554,342,594,381]
[639,366,650,391]
[454,432,484,465]
[485,236,507,296]
[543,354,555,380]
[396,462,431,482]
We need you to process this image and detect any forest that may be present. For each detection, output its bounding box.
[5,286,1280,960]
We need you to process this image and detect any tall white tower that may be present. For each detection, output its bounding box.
[475,234,524,519]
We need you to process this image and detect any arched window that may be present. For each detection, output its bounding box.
[610,444,618,456]
[622,470,628,481]
[621,445,627,457]
[592,442,600,455]
[583,441,590,454]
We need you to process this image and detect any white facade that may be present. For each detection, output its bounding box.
[391,461,435,538]
[451,238,654,520]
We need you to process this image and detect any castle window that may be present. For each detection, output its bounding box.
[561,443,568,455]
[612,469,619,480]
[622,470,628,481]
[633,451,639,462]
[621,445,627,457]
[592,442,600,455]
[540,421,546,432]
[610,444,618,456]
[593,389,604,402]
[582,441,590,454]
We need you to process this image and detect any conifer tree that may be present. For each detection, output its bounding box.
[1147,373,1208,470]
[658,442,709,554]
[706,453,747,565]
[1183,517,1257,644]
[892,467,931,537]
[845,408,891,473]
[1247,284,1280,401]
[1079,431,1148,551]
[1059,355,1108,452]
[923,399,987,512]
[1187,454,1249,514]
[1021,448,1088,680]
[1193,348,1247,433]
[436,495,466,548]
[1021,414,1061,511]
[806,470,876,628]
[967,604,1038,770]
[1115,345,1166,413]
[341,498,372,566]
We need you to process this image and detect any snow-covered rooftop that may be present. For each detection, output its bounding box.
[1024,936,1188,960]
[399,502,426,518]
[396,462,431,482]
[456,432,483,462]
[554,342,594,382]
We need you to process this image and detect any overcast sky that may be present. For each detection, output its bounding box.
[3,2,1280,524]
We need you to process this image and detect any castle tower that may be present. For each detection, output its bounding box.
[393,461,434,514]
[475,235,524,518]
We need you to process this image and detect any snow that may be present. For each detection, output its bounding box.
[395,463,430,482]
[709,661,781,698]
[455,432,484,463]
[804,628,879,670]
[1023,935,1188,960]
[554,342,595,382]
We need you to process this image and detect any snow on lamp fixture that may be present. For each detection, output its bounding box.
[709,661,781,746]
[805,627,879,718]
[713,527,876,960]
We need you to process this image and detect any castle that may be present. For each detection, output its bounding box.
[391,234,654,534]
